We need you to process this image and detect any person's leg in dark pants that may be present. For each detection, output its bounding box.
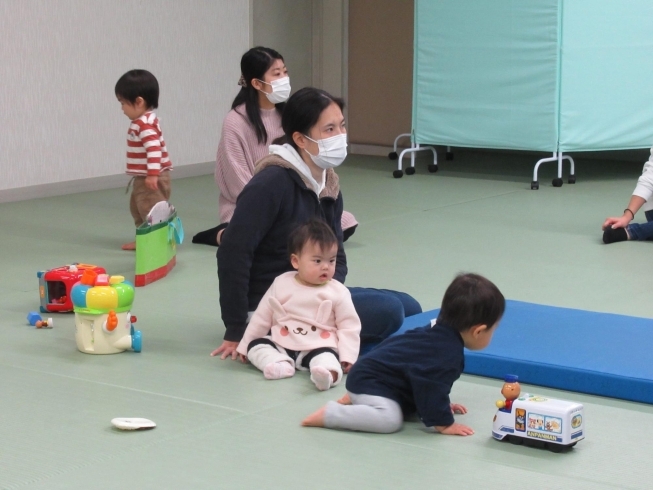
[348,287,422,344]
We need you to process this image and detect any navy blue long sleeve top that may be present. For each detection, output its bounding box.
[346,322,465,427]
[217,156,346,342]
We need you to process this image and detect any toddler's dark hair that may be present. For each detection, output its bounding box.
[288,219,338,256]
[115,69,159,109]
[437,273,505,332]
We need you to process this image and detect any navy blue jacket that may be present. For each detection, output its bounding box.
[217,155,347,341]
[346,322,465,427]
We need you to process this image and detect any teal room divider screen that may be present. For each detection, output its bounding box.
[558,0,653,151]
[412,0,653,154]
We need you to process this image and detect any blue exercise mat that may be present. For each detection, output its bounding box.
[373,300,653,405]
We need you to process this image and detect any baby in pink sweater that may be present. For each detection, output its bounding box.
[237,219,361,390]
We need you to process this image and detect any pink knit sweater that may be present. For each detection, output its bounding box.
[214,104,358,230]
[215,105,284,222]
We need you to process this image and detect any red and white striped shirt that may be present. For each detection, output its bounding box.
[125,112,172,176]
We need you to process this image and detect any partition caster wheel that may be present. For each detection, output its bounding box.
[393,170,403,178]
[388,152,398,160]
[552,178,563,187]
[428,164,439,173]
[531,181,539,190]
[568,175,576,184]
[405,167,416,175]
[445,152,454,161]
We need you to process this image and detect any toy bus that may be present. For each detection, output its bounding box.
[492,393,584,452]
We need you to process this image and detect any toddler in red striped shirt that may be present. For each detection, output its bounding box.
[115,69,173,250]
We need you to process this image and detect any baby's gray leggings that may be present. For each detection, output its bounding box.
[323,392,403,433]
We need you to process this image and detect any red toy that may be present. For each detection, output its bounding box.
[37,263,106,313]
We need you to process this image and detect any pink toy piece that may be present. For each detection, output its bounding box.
[95,274,110,286]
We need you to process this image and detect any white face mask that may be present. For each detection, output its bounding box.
[258,76,291,104]
[304,133,348,169]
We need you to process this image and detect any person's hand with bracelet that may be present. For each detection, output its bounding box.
[602,209,634,231]
[602,196,646,231]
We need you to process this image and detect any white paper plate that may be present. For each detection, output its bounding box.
[111,417,156,430]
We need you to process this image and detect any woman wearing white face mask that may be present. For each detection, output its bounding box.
[211,87,422,361]
[193,47,358,246]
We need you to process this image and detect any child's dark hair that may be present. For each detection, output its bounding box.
[437,273,505,332]
[288,219,338,256]
[273,87,345,149]
[115,69,159,109]
[232,46,286,144]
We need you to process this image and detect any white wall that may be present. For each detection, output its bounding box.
[0,0,249,194]
[251,0,346,98]
[312,0,346,99]
[251,0,313,91]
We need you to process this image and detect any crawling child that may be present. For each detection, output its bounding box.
[302,273,505,435]
[236,219,361,391]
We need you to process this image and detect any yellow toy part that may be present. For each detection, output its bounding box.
[496,400,506,409]
[86,286,118,311]
[109,275,125,285]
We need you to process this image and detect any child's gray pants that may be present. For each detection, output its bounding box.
[323,392,403,433]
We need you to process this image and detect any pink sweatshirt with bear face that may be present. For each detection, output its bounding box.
[236,272,361,365]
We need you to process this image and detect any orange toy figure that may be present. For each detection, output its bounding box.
[105,311,119,332]
[496,374,521,412]
[35,319,53,329]
[27,311,53,329]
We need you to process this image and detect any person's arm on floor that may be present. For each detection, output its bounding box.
[603,154,653,230]
[212,169,288,359]
[603,195,646,230]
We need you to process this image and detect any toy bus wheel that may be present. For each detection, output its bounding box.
[405,167,416,175]
[547,443,565,453]
[527,439,547,449]
[428,164,439,173]
[393,170,404,179]
[507,435,523,445]
[388,152,398,160]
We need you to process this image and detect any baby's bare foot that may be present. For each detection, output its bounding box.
[301,406,326,427]
[337,393,352,405]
